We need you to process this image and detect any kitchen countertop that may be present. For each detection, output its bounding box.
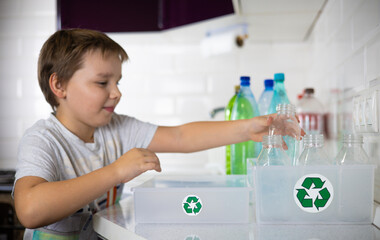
[93,195,380,240]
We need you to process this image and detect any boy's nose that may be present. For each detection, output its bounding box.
[110,85,122,100]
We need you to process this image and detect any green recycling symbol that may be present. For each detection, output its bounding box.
[293,174,334,213]
[182,195,202,216]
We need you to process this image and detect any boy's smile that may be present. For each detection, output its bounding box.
[55,49,122,142]
[103,106,115,113]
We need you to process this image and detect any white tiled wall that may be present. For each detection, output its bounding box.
[0,0,379,201]
[0,0,55,169]
[0,0,311,172]
[309,0,380,202]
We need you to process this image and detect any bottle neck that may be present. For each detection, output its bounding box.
[262,135,283,149]
[303,134,324,148]
[343,142,363,148]
[239,85,253,95]
[342,135,363,148]
[303,92,314,98]
[304,142,324,148]
[276,103,296,116]
[274,80,285,89]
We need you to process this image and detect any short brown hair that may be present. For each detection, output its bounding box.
[38,28,128,110]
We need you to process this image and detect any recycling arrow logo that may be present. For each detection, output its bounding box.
[293,174,334,213]
[182,195,203,216]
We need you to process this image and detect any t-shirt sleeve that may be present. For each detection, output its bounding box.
[15,133,58,183]
[111,114,158,150]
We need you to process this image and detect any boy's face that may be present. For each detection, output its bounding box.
[56,50,122,131]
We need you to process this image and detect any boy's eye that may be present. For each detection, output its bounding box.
[97,81,107,86]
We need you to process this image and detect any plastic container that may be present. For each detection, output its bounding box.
[269,103,301,164]
[297,88,324,134]
[225,85,240,175]
[133,175,251,223]
[258,79,274,115]
[267,73,290,114]
[324,89,340,140]
[257,135,291,166]
[334,134,370,165]
[296,134,330,166]
[252,165,376,224]
[230,76,260,174]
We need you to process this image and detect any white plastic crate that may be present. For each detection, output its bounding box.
[252,165,376,224]
[132,175,251,223]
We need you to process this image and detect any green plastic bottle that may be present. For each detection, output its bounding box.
[225,85,240,175]
[268,73,290,114]
[230,76,260,175]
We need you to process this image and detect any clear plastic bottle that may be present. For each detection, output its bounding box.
[225,85,240,175]
[296,134,330,165]
[334,134,370,165]
[268,73,290,114]
[269,103,301,165]
[230,76,260,174]
[258,79,274,115]
[297,88,324,135]
[257,135,291,166]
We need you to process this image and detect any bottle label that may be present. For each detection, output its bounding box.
[298,113,324,134]
[293,174,334,213]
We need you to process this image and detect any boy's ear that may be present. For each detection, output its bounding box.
[49,73,66,99]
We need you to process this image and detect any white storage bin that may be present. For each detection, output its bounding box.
[132,175,251,223]
[252,165,376,224]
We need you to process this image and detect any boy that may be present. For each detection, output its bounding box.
[13,29,272,239]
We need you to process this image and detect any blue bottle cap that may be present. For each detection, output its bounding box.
[240,76,250,86]
[264,79,274,88]
[274,73,285,81]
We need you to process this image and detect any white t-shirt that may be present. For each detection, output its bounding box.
[14,113,157,239]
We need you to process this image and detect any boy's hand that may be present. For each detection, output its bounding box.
[112,148,161,183]
[248,114,275,142]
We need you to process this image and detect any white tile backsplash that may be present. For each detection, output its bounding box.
[352,0,380,50]
[0,0,379,202]
[310,0,380,202]
[366,32,380,83]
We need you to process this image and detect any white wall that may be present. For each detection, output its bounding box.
[309,0,380,202]
[0,0,311,173]
[0,0,55,169]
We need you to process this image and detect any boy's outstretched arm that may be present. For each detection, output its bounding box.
[148,115,274,153]
[14,148,161,229]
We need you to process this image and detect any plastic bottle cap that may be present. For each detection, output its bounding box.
[304,88,314,94]
[274,73,285,81]
[240,76,250,86]
[264,79,274,88]
[234,85,240,94]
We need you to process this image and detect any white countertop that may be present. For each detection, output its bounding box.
[93,195,380,240]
